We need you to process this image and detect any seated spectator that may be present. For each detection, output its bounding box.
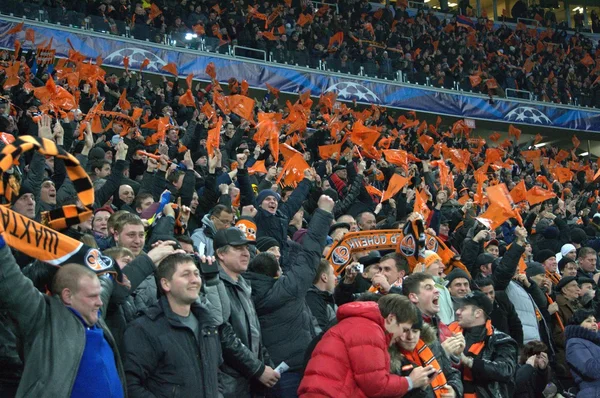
[515,340,552,398]
[565,309,600,396]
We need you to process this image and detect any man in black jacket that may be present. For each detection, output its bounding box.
[305,259,337,331]
[215,227,281,398]
[245,195,335,398]
[123,253,222,397]
[475,276,524,347]
[453,291,518,398]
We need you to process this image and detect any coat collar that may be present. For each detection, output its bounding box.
[565,325,600,343]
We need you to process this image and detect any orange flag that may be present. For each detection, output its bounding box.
[366,185,383,198]
[123,56,129,72]
[140,58,150,72]
[534,133,543,144]
[2,61,21,90]
[510,180,527,203]
[523,58,535,73]
[572,135,581,149]
[296,14,313,27]
[350,120,380,148]
[553,149,569,163]
[266,83,280,97]
[318,143,342,160]
[469,75,482,87]
[13,40,20,57]
[118,89,131,110]
[207,117,222,157]
[508,125,521,141]
[414,189,431,221]
[2,22,24,36]
[526,186,556,206]
[25,28,35,43]
[206,62,216,80]
[489,132,501,142]
[419,134,434,153]
[483,183,522,228]
[148,3,162,20]
[240,80,249,96]
[201,102,216,121]
[248,160,268,175]
[276,153,310,187]
[227,95,255,121]
[581,53,594,67]
[328,32,344,49]
[521,149,541,163]
[382,149,408,169]
[185,73,193,90]
[179,89,196,108]
[161,62,178,76]
[553,167,574,183]
[382,174,409,202]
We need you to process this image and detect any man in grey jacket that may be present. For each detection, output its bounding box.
[215,226,281,397]
[191,204,235,256]
[0,237,126,397]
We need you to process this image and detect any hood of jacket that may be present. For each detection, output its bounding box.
[201,213,217,238]
[244,271,276,300]
[337,301,385,327]
[565,325,600,344]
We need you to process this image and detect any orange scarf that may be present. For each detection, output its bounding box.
[449,320,493,398]
[400,340,448,398]
[545,270,561,286]
[547,294,565,331]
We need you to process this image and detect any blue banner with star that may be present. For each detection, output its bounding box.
[1,19,600,132]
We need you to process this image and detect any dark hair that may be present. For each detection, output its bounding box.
[134,192,154,210]
[356,292,382,302]
[91,160,110,174]
[380,253,409,274]
[313,259,332,284]
[167,170,184,184]
[156,253,196,294]
[210,204,234,218]
[474,276,495,289]
[22,260,58,293]
[578,247,597,259]
[518,340,548,364]
[378,294,419,325]
[402,273,435,297]
[249,252,279,278]
[176,234,194,246]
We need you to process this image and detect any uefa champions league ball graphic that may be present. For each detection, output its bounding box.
[325,82,380,103]
[504,106,552,125]
[104,48,168,72]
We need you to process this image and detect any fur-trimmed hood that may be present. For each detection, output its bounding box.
[389,323,437,373]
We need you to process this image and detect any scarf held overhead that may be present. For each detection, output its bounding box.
[0,136,122,280]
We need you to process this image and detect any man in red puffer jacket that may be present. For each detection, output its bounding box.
[299,295,438,398]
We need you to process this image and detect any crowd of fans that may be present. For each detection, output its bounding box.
[1,0,600,107]
[4,5,600,397]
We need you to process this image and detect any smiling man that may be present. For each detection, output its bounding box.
[113,213,145,257]
[124,253,222,397]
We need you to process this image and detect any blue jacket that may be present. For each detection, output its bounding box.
[565,325,600,397]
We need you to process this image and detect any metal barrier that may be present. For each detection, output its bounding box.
[517,17,541,27]
[311,1,339,13]
[232,45,267,62]
[506,88,533,100]
[408,1,427,9]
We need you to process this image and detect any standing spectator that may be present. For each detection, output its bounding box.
[123,253,221,397]
[515,340,551,398]
[511,0,528,19]
[451,291,518,397]
[306,259,338,331]
[0,236,125,397]
[191,204,234,256]
[565,309,600,396]
[300,295,438,397]
[214,227,281,397]
[245,195,334,397]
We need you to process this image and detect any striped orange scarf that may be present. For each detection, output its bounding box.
[545,270,561,286]
[400,340,448,398]
[449,320,493,398]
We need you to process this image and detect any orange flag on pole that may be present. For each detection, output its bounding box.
[161,62,178,76]
[526,186,556,206]
[276,153,310,187]
[510,180,527,203]
[207,117,222,157]
[553,167,575,183]
[521,150,541,163]
[118,89,131,110]
[508,125,521,141]
[318,143,342,160]
[148,3,162,21]
[248,160,268,175]
[414,189,431,221]
[178,90,196,108]
[201,102,216,121]
[419,134,434,153]
[227,95,255,121]
[382,174,409,202]
[2,22,24,36]
[572,135,581,149]
[206,62,216,80]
